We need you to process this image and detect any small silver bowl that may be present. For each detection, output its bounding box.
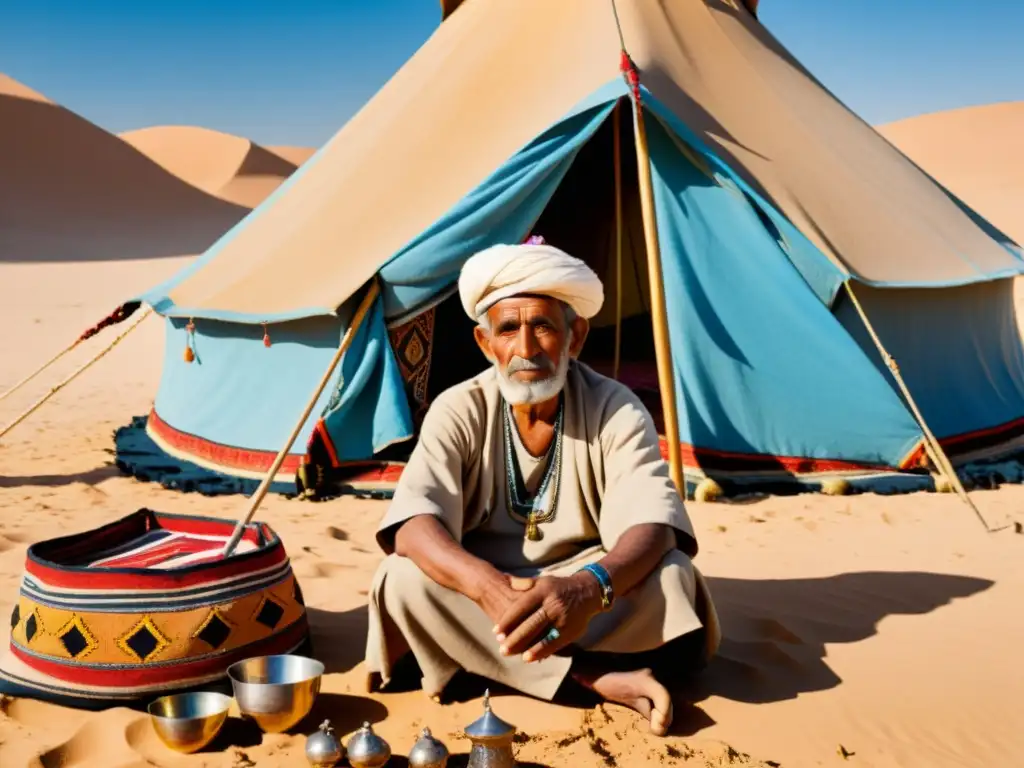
[227,654,324,733]
[147,691,232,753]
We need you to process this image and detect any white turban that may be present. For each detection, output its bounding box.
[458,243,604,321]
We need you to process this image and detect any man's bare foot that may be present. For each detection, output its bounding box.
[571,667,673,736]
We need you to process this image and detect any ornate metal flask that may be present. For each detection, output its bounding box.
[465,690,517,768]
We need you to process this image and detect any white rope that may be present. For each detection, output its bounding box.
[0,342,80,403]
[0,310,152,441]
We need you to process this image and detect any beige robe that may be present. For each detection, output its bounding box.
[365,361,720,700]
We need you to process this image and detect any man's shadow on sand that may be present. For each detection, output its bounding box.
[670,569,993,736]
[690,571,992,702]
[307,570,993,738]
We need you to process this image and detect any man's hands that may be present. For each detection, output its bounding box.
[491,573,604,664]
[474,574,536,626]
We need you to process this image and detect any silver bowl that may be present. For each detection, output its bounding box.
[147,691,232,753]
[227,654,324,733]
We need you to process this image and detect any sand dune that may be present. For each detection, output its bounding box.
[120,126,314,208]
[0,74,250,262]
[266,144,317,167]
[878,102,1024,244]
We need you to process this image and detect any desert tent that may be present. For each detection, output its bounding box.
[106,0,1024,499]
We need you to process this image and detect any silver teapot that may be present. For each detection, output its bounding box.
[305,720,344,767]
[346,721,392,767]
[465,690,517,768]
[408,726,449,768]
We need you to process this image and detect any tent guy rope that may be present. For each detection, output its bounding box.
[0,303,140,403]
[0,309,152,441]
[221,280,382,558]
[0,344,78,404]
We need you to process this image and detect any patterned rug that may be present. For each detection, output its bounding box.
[388,307,436,427]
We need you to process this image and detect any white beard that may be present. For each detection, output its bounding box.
[493,335,572,406]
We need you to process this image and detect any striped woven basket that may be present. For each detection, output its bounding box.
[1,509,310,709]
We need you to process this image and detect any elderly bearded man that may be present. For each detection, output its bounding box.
[365,242,719,735]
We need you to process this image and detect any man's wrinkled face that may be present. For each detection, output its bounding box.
[473,295,588,405]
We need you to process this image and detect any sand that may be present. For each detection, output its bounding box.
[2,81,1024,765]
[878,102,1024,245]
[120,127,315,208]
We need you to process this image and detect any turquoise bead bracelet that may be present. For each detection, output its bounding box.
[579,563,614,611]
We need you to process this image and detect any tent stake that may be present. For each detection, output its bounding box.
[0,309,152,441]
[629,96,685,495]
[613,100,624,382]
[843,280,996,532]
[221,280,382,557]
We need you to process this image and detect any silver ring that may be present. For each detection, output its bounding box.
[543,627,561,644]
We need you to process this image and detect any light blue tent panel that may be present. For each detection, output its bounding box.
[644,95,849,308]
[834,280,1024,441]
[645,114,924,467]
[154,315,343,454]
[154,293,415,463]
[320,293,416,460]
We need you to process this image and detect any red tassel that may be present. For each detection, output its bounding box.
[262,323,271,348]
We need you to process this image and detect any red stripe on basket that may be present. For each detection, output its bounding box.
[24,544,288,590]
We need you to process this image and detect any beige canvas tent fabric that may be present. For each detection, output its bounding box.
[159,0,1022,319]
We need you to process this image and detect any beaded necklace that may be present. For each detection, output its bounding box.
[501,397,564,542]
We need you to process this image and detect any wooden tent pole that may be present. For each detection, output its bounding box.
[0,310,152,441]
[221,280,382,557]
[613,100,624,381]
[630,100,685,495]
[843,280,994,531]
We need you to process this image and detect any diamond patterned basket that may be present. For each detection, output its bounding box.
[0,509,310,709]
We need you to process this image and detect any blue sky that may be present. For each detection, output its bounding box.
[2,0,1021,147]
